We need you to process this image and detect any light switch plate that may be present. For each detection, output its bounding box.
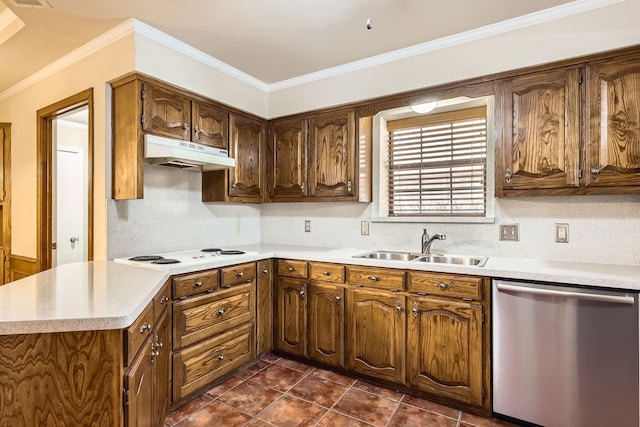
[304,220,311,233]
[555,223,569,243]
[500,224,519,241]
[361,221,369,236]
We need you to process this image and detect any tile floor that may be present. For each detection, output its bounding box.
[165,354,517,427]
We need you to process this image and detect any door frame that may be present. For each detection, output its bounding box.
[0,123,10,284]
[36,89,94,271]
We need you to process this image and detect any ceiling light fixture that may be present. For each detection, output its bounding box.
[411,101,438,114]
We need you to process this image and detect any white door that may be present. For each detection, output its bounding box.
[56,147,85,266]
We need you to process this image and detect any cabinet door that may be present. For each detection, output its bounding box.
[497,68,581,194]
[309,110,356,199]
[585,55,640,188]
[256,259,273,354]
[308,283,344,367]
[142,83,191,140]
[229,113,266,200]
[153,310,171,427]
[269,118,308,200]
[125,335,154,427]
[346,288,405,383]
[274,277,307,356]
[192,100,228,149]
[407,296,483,407]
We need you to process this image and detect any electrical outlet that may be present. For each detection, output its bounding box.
[500,224,519,241]
[304,220,311,233]
[361,221,369,236]
[555,223,569,243]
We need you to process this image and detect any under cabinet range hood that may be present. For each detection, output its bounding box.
[143,134,235,171]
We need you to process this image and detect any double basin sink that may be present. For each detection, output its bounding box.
[354,250,488,267]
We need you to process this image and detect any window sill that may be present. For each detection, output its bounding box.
[370,216,495,224]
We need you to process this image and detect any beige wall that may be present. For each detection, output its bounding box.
[0,34,136,259]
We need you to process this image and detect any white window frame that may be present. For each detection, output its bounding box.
[371,96,495,223]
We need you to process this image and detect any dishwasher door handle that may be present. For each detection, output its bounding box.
[496,283,635,305]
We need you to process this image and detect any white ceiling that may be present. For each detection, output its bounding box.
[0,0,599,94]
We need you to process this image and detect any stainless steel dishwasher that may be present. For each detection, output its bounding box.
[493,279,639,427]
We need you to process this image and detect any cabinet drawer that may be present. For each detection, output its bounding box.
[173,284,255,349]
[309,262,345,283]
[173,269,219,299]
[347,266,405,291]
[125,302,153,366]
[154,280,171,323]
[408,272,483,300]
[276,259,308,278]
[221,262,256,288]
[173,322,254,401]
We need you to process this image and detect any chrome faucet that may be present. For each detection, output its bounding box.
[421,228,446,254]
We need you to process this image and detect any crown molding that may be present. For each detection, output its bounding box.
[267,0,625,92]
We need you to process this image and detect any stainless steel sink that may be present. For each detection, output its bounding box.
[353,250,423,261]
[353,250,488,267]
[414,254,488,267]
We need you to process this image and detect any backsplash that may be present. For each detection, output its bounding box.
[259,195,640,266]
[107,165,260,258]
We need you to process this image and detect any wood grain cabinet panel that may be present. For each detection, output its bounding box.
[274,277,307,356]
[229,113,266,199]
[269,118,308,200]
[142,83,191,141]
[221,262,256,288]
[497,67,581,195]
[152,310,171,427]
[256,259,273,354]
[172,269,219,299]
[309,110,356,199]
[191,100,227,149]
[346,288,405,384]
[585,54,640,188]
[408,272,483,300]
[276,259,308,278]
[309,262,345,283]
[347,266,405,291]
[125,302,154,367]
[308,283,345,367]
[407,296,483,407]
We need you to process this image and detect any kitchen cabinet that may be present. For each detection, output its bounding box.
[191,100,227,149]
[202,112,267,203]
[268,109,361,202]
[141,83,192,141]
[274,276,307,356]
[585,53,640,189]
[496,66,581,195]
[346,287,406,384]
[308,282,345,367]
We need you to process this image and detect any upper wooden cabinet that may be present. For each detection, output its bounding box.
[496,67,581,195]
[202,112,267,203]
[191,100,228,149]
[142,83,191,141]
[585,54,640,189]
[269,118,309,200]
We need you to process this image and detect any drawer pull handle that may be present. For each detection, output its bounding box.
[192,281,203,288]
[287,266,296,272]
[436,282,452,290]
[412,302,418,316]
[262,268,269,274]
[215,309,225,316]
[299,286,305,298]
[368,276,381,282]
[159,296,169,304]
[236,272,244,277]
[245,279,253,283]
[217,355,225,361]
[322,271,332,276]
[139,323,151,333]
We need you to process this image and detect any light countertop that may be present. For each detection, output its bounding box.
[2,243,639,335]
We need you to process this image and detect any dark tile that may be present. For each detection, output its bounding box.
[352,379,404,401]
[219,381,283,415]
[258,395,327,427]
[310,368,356,386]
[461,413,519,426]
[175,401,251,427]
[250,364,307,392]
[274,357,315,373]
[237,360,272,379]
[333,388,399,427]
[317,411,374,427]
[289,375,349,408]
[164,395,213,426]
[401,394,460,419]
[388,404,458,427]
[204,375,245,399]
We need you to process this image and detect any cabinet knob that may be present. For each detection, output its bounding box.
[436,282,452,290]
[194,125,200,138]
[396,303,403,314]
[300,183,306,193]
[160,296,169,304]
[322,271,332,276]
[505,168,512,184]
[335,295,342,304]
[192,281,203,288]
[262,268,269,274]
[412,302,419,316]
[591,166,600,179]
[287,266,296,272]
[368,275,381,282]
[347,180,352,192]
[139,323,151,333]
[231,182,237,189]
[183,123,190,136]
[236,271,244,277]
[216,354,225,361]
[215,309,225,316]
[299,286,305,298]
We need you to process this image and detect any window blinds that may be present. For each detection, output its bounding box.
[387,107,487,216]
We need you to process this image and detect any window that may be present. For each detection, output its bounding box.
[385,107,488,217]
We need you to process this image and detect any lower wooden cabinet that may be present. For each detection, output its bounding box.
[153,310,171,426]
[346,288,406,384]
[308,283,345,367]
[274,277,307,356]
[124,333,154,427]
[407,296,483,406]
[256,259,273,354]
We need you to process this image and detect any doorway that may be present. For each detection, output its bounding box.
[37,89,93,271]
